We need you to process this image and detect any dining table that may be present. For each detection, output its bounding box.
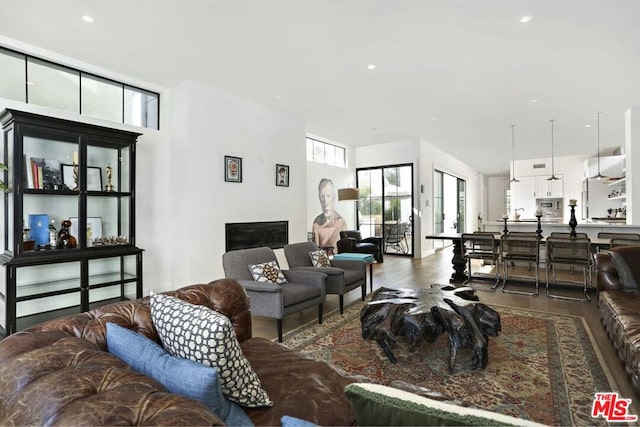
[425,232,611,284]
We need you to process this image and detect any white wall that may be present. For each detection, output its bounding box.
[486,175,508,222]
[168,80,307,287]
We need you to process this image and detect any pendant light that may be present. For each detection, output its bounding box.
[510,124,519,182]
[590,112,607,180]
[547,119,561,181]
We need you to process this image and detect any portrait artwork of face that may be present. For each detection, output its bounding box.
[228,160,238,178]
[224,156,242,182]
[312,178,347,249]
[318,179,335,215]
[279,167,287,184]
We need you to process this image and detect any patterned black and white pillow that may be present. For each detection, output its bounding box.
[150,292,272,407]
[248,261,288,284]
[309,250,331,268]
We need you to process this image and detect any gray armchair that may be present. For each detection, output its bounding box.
[222,246,326,342]
[284,241,366,314]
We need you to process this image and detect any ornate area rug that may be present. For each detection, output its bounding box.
[282,301,619,426]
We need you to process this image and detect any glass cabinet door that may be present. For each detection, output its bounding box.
[21,132,79,253]
[15,261,82,329]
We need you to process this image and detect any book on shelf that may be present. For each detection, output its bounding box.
[24,155,34,189]
[24,157,64,190]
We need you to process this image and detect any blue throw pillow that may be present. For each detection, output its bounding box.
[105,322,253,426]
[281,415,319,427]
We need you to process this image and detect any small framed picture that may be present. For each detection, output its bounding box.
[61,164,76,190]
[87,166,103,191]
[276,164,289,187]
[225,156,242,183]
[69,216,103,245]
[61,165,103,191]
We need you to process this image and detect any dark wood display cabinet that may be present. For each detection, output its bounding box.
[0,109,143,337]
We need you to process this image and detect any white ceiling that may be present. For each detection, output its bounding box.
[1,0,640,175]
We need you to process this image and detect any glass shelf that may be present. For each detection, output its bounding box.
[16,276,81,300]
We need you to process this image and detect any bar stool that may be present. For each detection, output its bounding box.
[545,237,591,302]
[461,232,500,290]
[597,232,640,240]
[549,232,589,239]
[610,238,640,248]
[500,234,540,296]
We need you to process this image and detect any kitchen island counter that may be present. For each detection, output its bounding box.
[482,221,640,238]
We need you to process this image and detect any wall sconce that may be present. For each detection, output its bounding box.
[338,188,359,201]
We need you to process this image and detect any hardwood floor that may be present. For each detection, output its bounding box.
[252,246,639,413]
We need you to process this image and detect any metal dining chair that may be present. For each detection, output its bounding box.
[549,232,589,239]
[545,237,591,302]
[597,232,640,240]
[460,232,500,290]
[500,234,540,296]
[596,232,640,251]
[610,238,640,248]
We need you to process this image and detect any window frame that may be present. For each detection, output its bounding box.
[0,45,160,130]
[306,137,347,168]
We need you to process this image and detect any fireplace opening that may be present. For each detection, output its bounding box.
[225,221,289,252]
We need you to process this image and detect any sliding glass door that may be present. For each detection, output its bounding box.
[357,164,413,256]
[434,170,466,243]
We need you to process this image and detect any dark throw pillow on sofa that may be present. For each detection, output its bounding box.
[106,322,253,426]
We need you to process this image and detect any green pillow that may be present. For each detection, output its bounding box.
[344,383,544,427]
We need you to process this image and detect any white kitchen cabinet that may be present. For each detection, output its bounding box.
[510,177,537,217]
[535,175,563,198]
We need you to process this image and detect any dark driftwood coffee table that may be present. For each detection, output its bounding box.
[360,285,501,372]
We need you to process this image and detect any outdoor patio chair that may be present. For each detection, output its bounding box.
[383,222,409,254]
[222,246,326,342]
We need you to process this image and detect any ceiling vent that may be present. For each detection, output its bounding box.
[532,163,546,169]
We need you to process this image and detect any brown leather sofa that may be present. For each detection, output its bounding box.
[0,278,369,426]
[594,246,640,398]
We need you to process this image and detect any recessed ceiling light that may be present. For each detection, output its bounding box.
[367,64,376,70]
[584,124,592,128]
[26,81,35,86]
[520,15,533,24]
[431,117,438,121]
[82,15,95,23]
[529,99,538,103]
